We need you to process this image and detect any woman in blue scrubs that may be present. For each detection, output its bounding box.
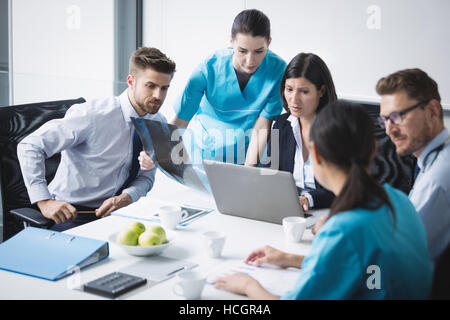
[213,101,433,299]
[141,9,286,167]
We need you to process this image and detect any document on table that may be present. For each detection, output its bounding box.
[119,256,198,282]
[206,260,300,297]
[111,197,213,226]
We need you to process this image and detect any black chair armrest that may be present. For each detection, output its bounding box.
[9,208,54,228]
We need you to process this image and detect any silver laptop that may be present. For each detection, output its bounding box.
[203,160,305,224]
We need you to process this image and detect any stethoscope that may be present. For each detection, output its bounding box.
[420,136,450,175]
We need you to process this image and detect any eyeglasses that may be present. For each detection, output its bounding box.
[377,100,428,128]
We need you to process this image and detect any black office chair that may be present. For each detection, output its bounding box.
[0,97,86,241]
[431,242,450,299]
[360,101,416,194]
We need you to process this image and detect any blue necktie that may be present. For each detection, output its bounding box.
[118,130,142,194]
[414,163,420,180]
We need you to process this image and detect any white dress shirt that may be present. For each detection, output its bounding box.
[17,90,166,208]
[287,115,316,207]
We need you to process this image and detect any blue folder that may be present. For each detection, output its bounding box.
[0,227,109,281]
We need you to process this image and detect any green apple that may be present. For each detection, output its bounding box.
[116,228,138,246]
[151,225,167,244]
[129,222,146,235]
[138,231,161,246]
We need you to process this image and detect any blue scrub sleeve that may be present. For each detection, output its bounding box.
[173,66,207,121]
[281,225,363,299]
[259,77,284,120]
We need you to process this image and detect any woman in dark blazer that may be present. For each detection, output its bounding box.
[263,53,337,211]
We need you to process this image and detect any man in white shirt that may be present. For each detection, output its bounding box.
[376,68,450,262]
[17,47,176,231]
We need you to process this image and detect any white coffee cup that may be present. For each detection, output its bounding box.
[158,205,188,230]
[282,216,307,243]
[202,231,226,258]
[172,270,205,299]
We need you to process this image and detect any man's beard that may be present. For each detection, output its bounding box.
[391,122,433,156]
[135,97,161,115]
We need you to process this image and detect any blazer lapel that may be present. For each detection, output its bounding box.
[279,117,296,173]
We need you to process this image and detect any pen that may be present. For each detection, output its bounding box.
[166,266,185,277]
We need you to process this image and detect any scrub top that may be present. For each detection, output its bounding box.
[281,184,433,300]
[173,48,286,164]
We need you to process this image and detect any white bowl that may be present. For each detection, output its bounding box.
[108,231,174,257]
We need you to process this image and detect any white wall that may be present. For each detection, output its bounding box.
[11,0,115,105]
[143,0,246,122]
[143,0,450,123]
[445,111,450,129]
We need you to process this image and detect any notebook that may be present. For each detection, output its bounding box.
[0,227,109,281]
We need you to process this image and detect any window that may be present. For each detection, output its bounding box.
[4,0,142,106]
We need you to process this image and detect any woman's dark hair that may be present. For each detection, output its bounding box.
[231,9,271,41]
[280,53,337,113]
[310,101,395,221]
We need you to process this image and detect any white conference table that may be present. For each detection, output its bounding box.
[0,171,325,300]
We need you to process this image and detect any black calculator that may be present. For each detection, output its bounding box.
[83,272,147,298]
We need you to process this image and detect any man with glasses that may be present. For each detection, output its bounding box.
[376,68,449,263]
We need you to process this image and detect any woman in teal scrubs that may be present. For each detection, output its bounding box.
[168,9,286,165]
[213,101,433,299]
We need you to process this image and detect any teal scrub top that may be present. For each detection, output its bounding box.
[173,48,286,164]
[282,184,433,300]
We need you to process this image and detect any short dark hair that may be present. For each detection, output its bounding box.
[129,47,176,76]
[280,53,337,113]
[376,68,442,121]
[231,9,271,41]
[310,101,394,220]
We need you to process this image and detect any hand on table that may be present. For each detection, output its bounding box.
[213,273,258,296]
[244,245,304,269]
[95,193,132,218]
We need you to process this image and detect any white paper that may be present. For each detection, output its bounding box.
[119,256,198,282]
[207,260,300,297]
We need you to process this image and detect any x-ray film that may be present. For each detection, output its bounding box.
[131,117,211,195]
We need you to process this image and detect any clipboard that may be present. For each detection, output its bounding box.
[111,198,212,226]
[0,227,109,281]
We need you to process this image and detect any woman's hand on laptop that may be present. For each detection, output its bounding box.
[244,245,304,269]
[138,151,155,170]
